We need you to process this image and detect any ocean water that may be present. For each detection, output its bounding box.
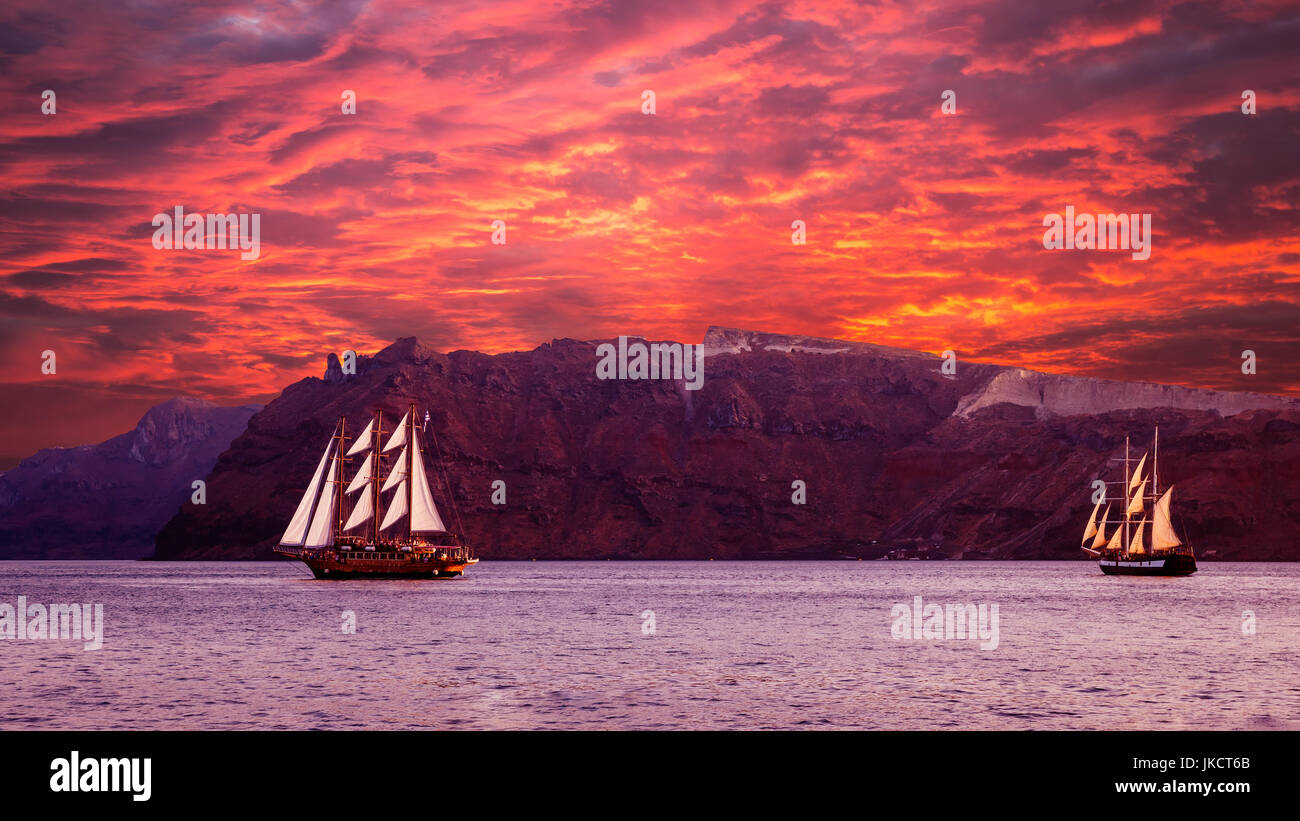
[1,560,1298,730]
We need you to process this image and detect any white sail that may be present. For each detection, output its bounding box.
[1152,486,1181,550]
[1128,452,1147,491]
[346,452,373,494]
[1082,499,1103,544]
[1126,478,1147,516]
[342,487,374,532]
[410,429,447,532]
[382,447,408,492]
[1105,520,1124,552]
[380,481,408,530]
[1090,505,1110,550]
[1128,519,1146,555]
[280,434,335,546]
[383,411,409,452]
[304,450,339,548]
[346,417,375,456]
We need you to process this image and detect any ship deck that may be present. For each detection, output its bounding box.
[275,545,476,579]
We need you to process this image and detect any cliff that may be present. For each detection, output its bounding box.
[151,329,1300,561]
[0,397,261,558]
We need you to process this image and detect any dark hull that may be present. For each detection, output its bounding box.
[275,546,475,579]
[302,561,468,580]
[1099,553,1197,576]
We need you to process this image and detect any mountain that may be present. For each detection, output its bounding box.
[0,397,261,558]
[153,328,1300,561]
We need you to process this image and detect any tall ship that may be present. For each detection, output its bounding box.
[274,403,477,579]
[1079,426,1196,576]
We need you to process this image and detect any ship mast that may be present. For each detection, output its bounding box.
[406,403,415,544]
[372,410,384,546]
[334,416,347,543]
[1123,435,1130,556]
[1153,424,1159,499]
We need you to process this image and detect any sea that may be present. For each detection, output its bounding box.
[2,560,1297,730]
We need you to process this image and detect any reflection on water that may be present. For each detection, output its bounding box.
[1,560,1298,730]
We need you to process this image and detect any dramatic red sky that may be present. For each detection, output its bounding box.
[2,0,1298,465]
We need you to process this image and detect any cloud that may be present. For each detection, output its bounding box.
[0,0,1296,455]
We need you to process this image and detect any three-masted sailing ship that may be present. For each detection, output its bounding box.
[1079,426,1197,576]
[274,403,477,579]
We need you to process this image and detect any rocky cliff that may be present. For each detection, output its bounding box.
[152,329,1300,561]
[0,397,261,558]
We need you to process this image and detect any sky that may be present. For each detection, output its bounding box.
[1,0,1298,465]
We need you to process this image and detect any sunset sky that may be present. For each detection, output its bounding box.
[2,0,1298,465]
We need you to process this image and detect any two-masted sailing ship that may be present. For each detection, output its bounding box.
[275,404,477,579]
[1079,427,1196,576]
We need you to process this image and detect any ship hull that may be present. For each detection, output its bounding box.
[275,547,474,579]
[1098,553,1197,576]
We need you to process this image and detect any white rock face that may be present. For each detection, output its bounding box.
[699,326,1299,419]
[701,326,932,360]
[954,367,1300,419]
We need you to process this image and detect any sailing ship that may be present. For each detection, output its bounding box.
[274,403,477,579]
[1079,426,1196,576]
